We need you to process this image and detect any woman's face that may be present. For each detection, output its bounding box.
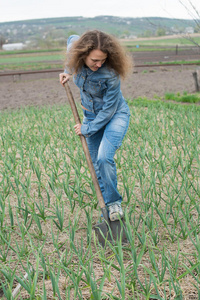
[84,49,107,71]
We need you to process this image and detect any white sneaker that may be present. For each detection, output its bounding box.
[108,203,124,221]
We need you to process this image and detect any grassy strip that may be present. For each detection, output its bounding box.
[0,63,63,71]
[128,94,200,107]
[121,36,200,46]
[141,60,200,66]
[164,91,200,103]
[158,60,200,65]
[0,54,64,64]
[1,59,200,72]
[0,49,64,56]
[127,47,186,52]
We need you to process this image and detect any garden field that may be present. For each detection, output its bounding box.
[0,97,200,299]
[0,36,200,299]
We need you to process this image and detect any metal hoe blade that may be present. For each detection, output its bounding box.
[93,218,128,247]
[93,207,128,247]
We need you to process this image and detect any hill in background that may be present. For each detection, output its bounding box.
[0,16,198,48]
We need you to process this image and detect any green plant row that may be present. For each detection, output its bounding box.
[0,63,63,71]
[158,60,200,65]
[0,54,64,64]
[0,49,64,56]
[127,47,186,52]
[0,99,200,298]
[164,91,200,103]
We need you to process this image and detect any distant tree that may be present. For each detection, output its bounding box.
[143,30,154,38]
[0,35,6,49]
[194,24,200,33]
[156,27,166,37]
[67,31,78,38]
[49,29,66,39]
[122,30,130,38]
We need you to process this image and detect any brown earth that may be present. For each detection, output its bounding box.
[0,64,199,111]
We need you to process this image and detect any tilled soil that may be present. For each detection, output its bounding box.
[0,64,199,111]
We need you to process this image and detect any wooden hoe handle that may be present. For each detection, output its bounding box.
[64,82,106,209]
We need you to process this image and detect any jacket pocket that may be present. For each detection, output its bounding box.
[87,80,106,95]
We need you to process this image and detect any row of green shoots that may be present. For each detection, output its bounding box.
[0,99,200,299]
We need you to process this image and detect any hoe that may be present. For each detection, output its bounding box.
[64,82,128,247]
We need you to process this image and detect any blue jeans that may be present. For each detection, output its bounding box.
[83,109,130,207]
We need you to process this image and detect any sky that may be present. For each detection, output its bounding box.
[0,0,200,23]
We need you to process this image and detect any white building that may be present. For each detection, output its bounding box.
[185,27,194,34]
[2,43,26,51]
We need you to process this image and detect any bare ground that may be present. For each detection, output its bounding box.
[0,65,199,111]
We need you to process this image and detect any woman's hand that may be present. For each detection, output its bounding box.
[74,124,82,135]
[59,73,71,86]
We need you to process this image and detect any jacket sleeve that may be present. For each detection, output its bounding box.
[81,74,121,137]
[64,35,80,74]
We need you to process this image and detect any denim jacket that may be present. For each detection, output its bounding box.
[65,35,130,137]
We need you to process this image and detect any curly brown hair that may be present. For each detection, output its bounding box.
[66,30,133,79]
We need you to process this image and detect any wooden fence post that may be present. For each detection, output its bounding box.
[192,68,200,92]
[175,45,178,55]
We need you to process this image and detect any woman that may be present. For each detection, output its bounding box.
[59,30,132,221]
